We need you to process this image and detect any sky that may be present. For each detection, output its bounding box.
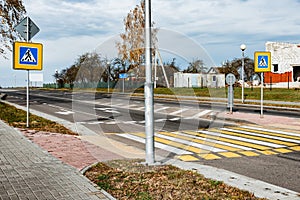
[1,0,300,87]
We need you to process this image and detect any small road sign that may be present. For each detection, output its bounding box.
[254,51,271,72]
[13,42,43,70]
[14,17,40,41]
[226,73,236,85]
[119,73,128,79]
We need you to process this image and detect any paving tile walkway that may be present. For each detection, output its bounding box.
[21,130,124,171]
[0,120,112,200]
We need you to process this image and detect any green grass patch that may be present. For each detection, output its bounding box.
[0,102,77,135]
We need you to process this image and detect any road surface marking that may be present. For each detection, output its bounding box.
[177,155,199,162]
[259,150,278,155]
[219,152,241,158]
[169,108,189,115]
[186,110,212,119]
[198,153,221,160]
[117,133,192,155]
[241,125,300,136]
[221,127,298,146]
[154,106,170,112]
[196,130,273,150]
[209,129,286,148]
[115,125,300,162]
[159,131,241,152]
[175,131,253,151]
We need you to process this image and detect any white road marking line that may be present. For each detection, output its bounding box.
[169,108,189,116]
[154,107,170,112]
[136,106,145,110]
[155,133,226,153]
[55,111,74,115]
[169,118,180,121]
[117,134,193,155]
[199,130,285,148]
[155,119,167,122]
[123,121,137,124]
[222,128,300,144]
[177,132,253,151]
[88,121,104,125]
[241,126,300,137]
[186,110,212,119]
[104,110,120,114]
[106,121,117,125]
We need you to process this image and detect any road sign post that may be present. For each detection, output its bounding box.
[226,73,236,114]
[254,51,271,118]
[14,17,41,128]
[119,73,128,93]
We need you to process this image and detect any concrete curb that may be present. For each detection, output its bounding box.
[163,158,300,200]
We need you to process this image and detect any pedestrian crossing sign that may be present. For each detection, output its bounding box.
[13,42,43,70]
[254,51,271,72]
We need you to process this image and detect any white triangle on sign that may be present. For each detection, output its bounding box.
[21,49,36,63]
[259,57,267,66]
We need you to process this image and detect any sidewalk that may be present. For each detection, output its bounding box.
[0,120,113,200]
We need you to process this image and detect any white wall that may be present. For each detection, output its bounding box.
[266,42,300,73]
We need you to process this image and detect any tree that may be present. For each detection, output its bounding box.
[183,59,207,73]
[218,57,254,81]
[0,0,26,57]
[116,0,158,72]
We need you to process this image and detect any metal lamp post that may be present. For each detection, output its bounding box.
[240,44,246,103]
[55,69,58,89]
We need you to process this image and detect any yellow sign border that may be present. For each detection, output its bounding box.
[254,51,271,72]
[13,42,43,70]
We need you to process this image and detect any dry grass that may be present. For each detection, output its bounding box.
[0,102,77,135]
[85,159,266,200]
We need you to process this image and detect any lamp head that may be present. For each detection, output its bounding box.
[240,44,246,51]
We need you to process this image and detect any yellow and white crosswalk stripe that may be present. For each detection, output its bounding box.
[116,125,300,161]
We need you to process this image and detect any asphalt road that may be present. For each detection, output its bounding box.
[2,88,300,193]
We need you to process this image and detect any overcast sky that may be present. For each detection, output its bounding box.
[1,0,300,87]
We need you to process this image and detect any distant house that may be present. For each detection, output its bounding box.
[265,42,300,86]
[174,67,225,88]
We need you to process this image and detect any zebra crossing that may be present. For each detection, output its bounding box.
[116,125,300,161]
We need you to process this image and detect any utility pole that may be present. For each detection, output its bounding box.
[144,0,155,165]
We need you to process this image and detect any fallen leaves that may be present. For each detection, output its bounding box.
[85,159,266,200]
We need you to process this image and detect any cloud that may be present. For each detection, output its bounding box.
[1,0,300,86]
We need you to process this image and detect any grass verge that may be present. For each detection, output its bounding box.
[0,101,77,135]
[85,159,266,200]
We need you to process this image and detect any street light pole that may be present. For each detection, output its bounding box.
[145,0,155,165]
[240,44,246,103]
[55,69,58,89]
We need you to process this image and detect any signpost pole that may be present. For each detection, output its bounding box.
[260,72,264,118]
[26,17,30,128]
[26,70,30,127]
[226,73,236,114]
[14,16,41,128]
[254,52,271,119]
[122,78,125,93]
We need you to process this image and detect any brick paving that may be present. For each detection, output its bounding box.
[21,130,123,171]
[0,120,113,200]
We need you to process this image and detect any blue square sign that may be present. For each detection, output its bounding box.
[19,47,38,65]
[13,42,43,70]
[257,56,268,68]
[254,51,271,72]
